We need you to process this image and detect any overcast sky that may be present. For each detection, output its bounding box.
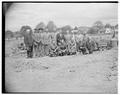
[5,3,118,32]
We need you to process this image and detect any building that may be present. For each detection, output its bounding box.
[105,28,113,34]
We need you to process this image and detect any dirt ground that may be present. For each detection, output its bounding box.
[5,40,118,93]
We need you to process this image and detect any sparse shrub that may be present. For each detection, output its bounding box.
[5,30,14,39]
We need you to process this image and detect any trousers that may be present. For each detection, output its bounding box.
[27,45,33,58]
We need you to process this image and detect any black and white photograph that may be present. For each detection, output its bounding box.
[3,1,118,93]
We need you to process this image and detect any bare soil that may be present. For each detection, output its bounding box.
[5,40,118,93]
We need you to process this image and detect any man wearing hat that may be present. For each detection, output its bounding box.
[20,26,34,58]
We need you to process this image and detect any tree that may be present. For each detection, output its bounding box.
[34,22,46,33]
[46,21,57,32]
[78,26,90,34]
[61,25,72,33]
[5,30,14,39]
[91,21,104,34]
[105,23,111,28]
[115,24,118,29]
[35,22,46,30]
[87,27,97,34]
[74,26,78,30]
[13,31,23,39]
[93,21,104,29]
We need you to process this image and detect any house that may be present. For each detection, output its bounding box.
[105,28,113,34]
[98,27,113,34]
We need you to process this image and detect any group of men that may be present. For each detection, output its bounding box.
[21,25,98,58]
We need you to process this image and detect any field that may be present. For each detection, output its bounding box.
[5,34,118,93]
